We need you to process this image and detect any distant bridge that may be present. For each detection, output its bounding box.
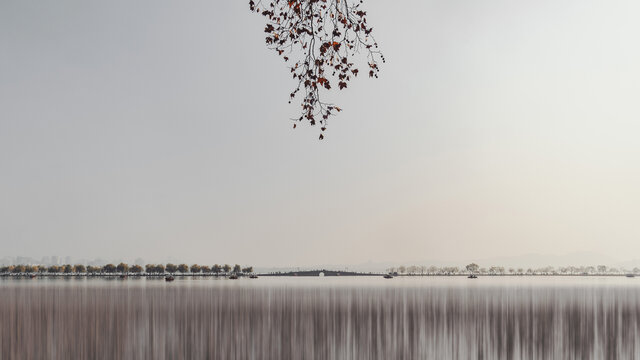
[262,269,381,277]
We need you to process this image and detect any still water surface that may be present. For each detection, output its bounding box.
[1,276,639,359]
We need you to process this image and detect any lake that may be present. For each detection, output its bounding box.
[1,276,639,359]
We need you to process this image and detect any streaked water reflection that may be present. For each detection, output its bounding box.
[1,276,639,359]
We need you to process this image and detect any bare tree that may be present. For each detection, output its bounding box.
[165,263,178,274]
[233,264,242,274]
[465,263,479,275]
[190,264,201,274]
[212,264,223,275]
[102,264,116,273]
[116,263,129,274]
[223,264,232,274]
[250,0,384,138]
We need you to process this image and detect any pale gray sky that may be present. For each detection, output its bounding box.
[1,0,639,267]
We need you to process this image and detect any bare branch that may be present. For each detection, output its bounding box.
[250,0,384,139]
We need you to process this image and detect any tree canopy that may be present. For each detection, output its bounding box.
[465,263,480,274]
[250,0,384,139]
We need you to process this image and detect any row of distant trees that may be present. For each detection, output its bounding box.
[387,264,640,276]
[0,263,254,275]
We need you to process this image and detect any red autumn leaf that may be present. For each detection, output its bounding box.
[250,0,383,138]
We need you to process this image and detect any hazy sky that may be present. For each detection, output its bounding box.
[1,0,639,266]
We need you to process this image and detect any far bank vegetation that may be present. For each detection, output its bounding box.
[0,263,253,277]
[385,264,640,276]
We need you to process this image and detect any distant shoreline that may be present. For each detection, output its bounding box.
[0,273,636,278]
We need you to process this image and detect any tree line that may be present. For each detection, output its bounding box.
[0,263,254,275]
[386,264,640,276]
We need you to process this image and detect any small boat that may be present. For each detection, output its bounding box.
[119,274,127,279]
[468,274,478,279]
[165,275,175,282]
[29,274,37,279]
[229,274,238,280]
[626,274,635,278]
[383,274,393,279]
[249,275,258,279]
